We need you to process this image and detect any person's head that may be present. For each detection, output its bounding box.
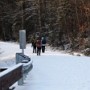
[37,36,41,40]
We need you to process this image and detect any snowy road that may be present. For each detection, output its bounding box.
[15,55,90,90]
[0,41,90,90]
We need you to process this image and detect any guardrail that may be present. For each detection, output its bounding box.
[16,53,33,85]
[0,53,33,90]
[0,63,23,90]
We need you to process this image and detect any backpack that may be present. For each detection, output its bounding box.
[36,39,41,47]
[32,39,36,46]
[42,37,46,44]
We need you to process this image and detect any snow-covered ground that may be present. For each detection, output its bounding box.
[0,41,90,90]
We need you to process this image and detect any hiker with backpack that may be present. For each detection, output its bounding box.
[41,36,46,53]
[31,37,36,53]
[36,37,42,55]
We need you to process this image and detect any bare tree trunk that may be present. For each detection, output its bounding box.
[37,0,42,32]
[75,0,80,29]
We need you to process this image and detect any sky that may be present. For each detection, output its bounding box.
[0,41,90,90]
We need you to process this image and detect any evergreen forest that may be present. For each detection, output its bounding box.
[0,0,90,55]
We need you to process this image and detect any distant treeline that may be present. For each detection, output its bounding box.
[0,0,90,52]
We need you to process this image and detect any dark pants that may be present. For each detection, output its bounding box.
[33,46,36,53]
[42,46,45,53]
[37,47,41,55]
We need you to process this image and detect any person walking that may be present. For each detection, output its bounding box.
[36,37,42,56]
[41,37,46,53]
[31,37,36,53]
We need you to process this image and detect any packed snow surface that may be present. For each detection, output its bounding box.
[0,41,90,90]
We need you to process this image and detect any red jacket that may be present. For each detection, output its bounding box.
[36,40,42,47]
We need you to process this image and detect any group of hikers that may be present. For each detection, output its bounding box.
[31,35,46,56]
